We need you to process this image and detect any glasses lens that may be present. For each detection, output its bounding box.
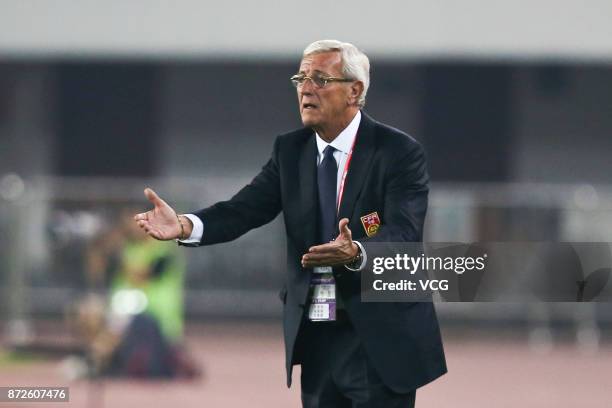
[290,75,302,88]
[311,74,327,88]
[290,74,331,88]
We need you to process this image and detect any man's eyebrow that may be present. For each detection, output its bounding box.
[297,69,331,76]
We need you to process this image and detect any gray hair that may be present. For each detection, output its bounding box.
[303,40,370,108]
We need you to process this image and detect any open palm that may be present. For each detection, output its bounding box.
[134,188,181,240]
[301,218,358,267]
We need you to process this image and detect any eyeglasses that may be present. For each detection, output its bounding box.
[290,73,354,89]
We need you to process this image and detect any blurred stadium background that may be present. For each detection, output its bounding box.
[1,1,612,407]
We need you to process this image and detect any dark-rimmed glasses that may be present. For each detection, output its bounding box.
[290,73,354,89]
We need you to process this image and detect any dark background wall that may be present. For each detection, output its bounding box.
[56,64,160,177]
[2,60,612,183]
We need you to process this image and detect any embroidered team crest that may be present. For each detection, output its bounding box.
[360,212,381,237]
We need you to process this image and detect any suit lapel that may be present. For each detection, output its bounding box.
[337,112,377,223]
[299,133,319,250]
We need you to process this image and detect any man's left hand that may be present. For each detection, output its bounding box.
[302,218,358,267]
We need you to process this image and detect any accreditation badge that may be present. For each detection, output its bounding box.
[308,266,337,321]
[360,211,381,237]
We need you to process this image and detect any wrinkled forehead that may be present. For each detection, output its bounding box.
[298,51,343,75]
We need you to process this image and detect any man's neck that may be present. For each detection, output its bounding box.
[315,108,359,143]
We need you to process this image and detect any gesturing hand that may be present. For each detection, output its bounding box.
[134,188,182,241]
[301,218,359,268]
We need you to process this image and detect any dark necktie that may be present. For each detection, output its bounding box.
[309,145,340,321]
[318,146,337,244]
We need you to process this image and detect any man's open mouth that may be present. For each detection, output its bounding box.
[302,103,318,110]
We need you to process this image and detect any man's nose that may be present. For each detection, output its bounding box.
[300,77,316,93]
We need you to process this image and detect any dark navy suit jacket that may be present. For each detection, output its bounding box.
[185,111,447,392]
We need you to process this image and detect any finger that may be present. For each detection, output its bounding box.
[302,256,329,267]
[308,244,323,253]
[306,250,338,261]
[303,247,343,261]
[302,253,334,263]
[308,242,339,253]
[144,188,165,208]
[134,213,148,221]
[137,220,150,229]
[338,218,351,236]
[137,220,160,237]
[302,255,340,267]
[303,258,327,267]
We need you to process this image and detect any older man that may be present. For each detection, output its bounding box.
[135,39,446,407]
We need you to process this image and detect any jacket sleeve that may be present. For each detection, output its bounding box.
[189,136,283,246]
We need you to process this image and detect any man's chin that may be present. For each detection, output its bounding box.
[300,112,319,128]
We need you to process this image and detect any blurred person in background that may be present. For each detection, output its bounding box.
[135,40,445,407]
[74,208,198,379]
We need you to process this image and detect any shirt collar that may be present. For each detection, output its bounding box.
[315,111,361,156]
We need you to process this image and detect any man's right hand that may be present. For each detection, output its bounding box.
[134,188,191,241]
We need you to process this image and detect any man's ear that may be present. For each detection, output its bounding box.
[348,81,364,106]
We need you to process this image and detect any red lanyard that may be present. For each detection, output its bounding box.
[336,134,358,212]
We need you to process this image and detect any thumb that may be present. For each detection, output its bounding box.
[338,218,351,237]
[144,188,164,208]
